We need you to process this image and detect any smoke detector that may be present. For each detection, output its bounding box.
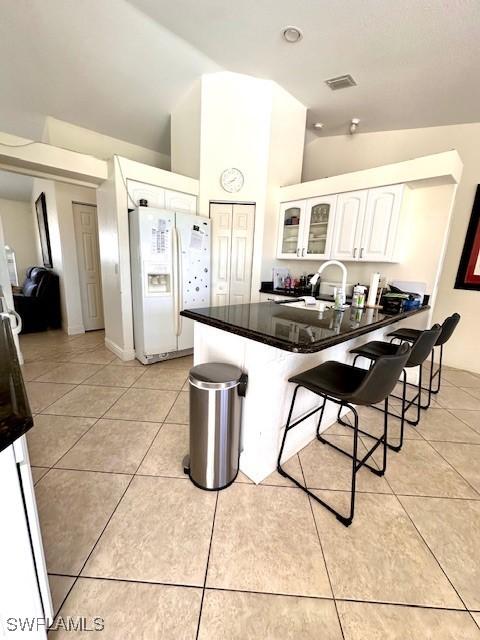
[325,74,357,90]
[282,26,303,43]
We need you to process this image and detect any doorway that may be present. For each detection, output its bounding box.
[210,202,255,306]
[73,202,104,330]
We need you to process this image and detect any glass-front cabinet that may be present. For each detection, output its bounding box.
[276,196,336,260]
[277,200,306,259]
[304,195,336,259]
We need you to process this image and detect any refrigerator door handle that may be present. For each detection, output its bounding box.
[176,227,183,337]
[172,224,180,337]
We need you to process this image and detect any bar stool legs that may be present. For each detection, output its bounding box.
[277,387,389,527]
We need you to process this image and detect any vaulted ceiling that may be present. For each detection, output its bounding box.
[1,0,480,155]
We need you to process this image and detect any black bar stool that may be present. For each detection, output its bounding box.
[345,325,441,451]
[387,313,460,407]
[277,344,411,527]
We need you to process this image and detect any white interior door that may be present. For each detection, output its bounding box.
[210,202,255,306]
[230,204,255,304]
[73,203,104,331]
[210,203,232,306]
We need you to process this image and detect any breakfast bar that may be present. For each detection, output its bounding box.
[181,300,430,483]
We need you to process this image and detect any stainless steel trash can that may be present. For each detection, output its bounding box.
[187,363,247,490]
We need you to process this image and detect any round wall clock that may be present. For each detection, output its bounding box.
[220,168,244,193]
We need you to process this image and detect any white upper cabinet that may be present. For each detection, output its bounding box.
[360,185,403,261]
[331,190,368,261]
[277,200,306,259]
[303,195,337,259]
[126,181,197,214]
[277,184,404,262]
[127,180,165,208]
[164,189,197,214]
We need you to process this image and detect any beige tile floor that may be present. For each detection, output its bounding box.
[20,330,480,639]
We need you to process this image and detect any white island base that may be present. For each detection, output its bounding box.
[193,316,427,484]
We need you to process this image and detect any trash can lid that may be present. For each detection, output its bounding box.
[189,362,244,390]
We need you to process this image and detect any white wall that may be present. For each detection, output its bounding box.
[0,198,37,280]
[31,179,97,335]
[43,117,170,170]
[170,80,201,179]
[302,123,480,373]
[172,72,306,302]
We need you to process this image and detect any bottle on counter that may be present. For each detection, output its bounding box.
[352,284,367,308]
[284,274,292,289]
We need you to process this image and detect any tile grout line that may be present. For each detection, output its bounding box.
[45,572,478,614]
[419,437,480,499]
[297,453,346,640]
[380,471,471,613]
[51,414,168,620]
[195,491,219,640]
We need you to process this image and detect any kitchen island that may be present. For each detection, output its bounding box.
[181,301,430,483]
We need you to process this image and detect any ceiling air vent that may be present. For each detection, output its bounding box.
[325,74,357,90]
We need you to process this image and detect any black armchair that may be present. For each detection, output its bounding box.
[13,267,61,333]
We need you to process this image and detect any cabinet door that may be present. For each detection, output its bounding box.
[165,189,197,214]
[360,185,404,261]
[127,179,165,208]
[277,200,306,259]
[303,195,336,259]
[331,190,368,260]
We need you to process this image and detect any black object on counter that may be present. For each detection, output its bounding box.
[181,302,430,354]
[0,315,33,454]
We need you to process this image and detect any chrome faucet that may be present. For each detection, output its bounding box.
[309,260,348,307]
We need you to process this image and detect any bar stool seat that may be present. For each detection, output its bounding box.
[350,340,398,360]
[386,327,421,342]
[277,344,411,527]
[290,361,367,399]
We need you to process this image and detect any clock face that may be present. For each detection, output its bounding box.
[220,168,244,193]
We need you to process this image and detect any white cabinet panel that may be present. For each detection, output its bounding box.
[360,185,403,261]
[210,204,232,307]
[127,180,165,208]
[331,190,368,260]
[165,189,197,214]
[277,200,306,259]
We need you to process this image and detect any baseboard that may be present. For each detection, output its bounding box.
[105,337,136,362]
[66,324,85,336]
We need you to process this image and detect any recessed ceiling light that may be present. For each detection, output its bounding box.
[282,26,303,43]
[325,74,357,90]
[313,122,324,130]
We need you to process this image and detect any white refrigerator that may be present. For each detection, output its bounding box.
[129,206,211,364]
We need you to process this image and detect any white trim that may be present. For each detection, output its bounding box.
[105,336,135,361]
[66,324,85,335]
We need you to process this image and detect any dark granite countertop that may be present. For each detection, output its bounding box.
[0,315,33,454]
[181,302,430,353]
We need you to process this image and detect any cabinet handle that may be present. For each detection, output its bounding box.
[353,248,357,259]
[302,248,306,257]
[296,248,300,257]
[360,248,364,259]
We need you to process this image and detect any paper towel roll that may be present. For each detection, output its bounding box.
[367,272,380,307]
